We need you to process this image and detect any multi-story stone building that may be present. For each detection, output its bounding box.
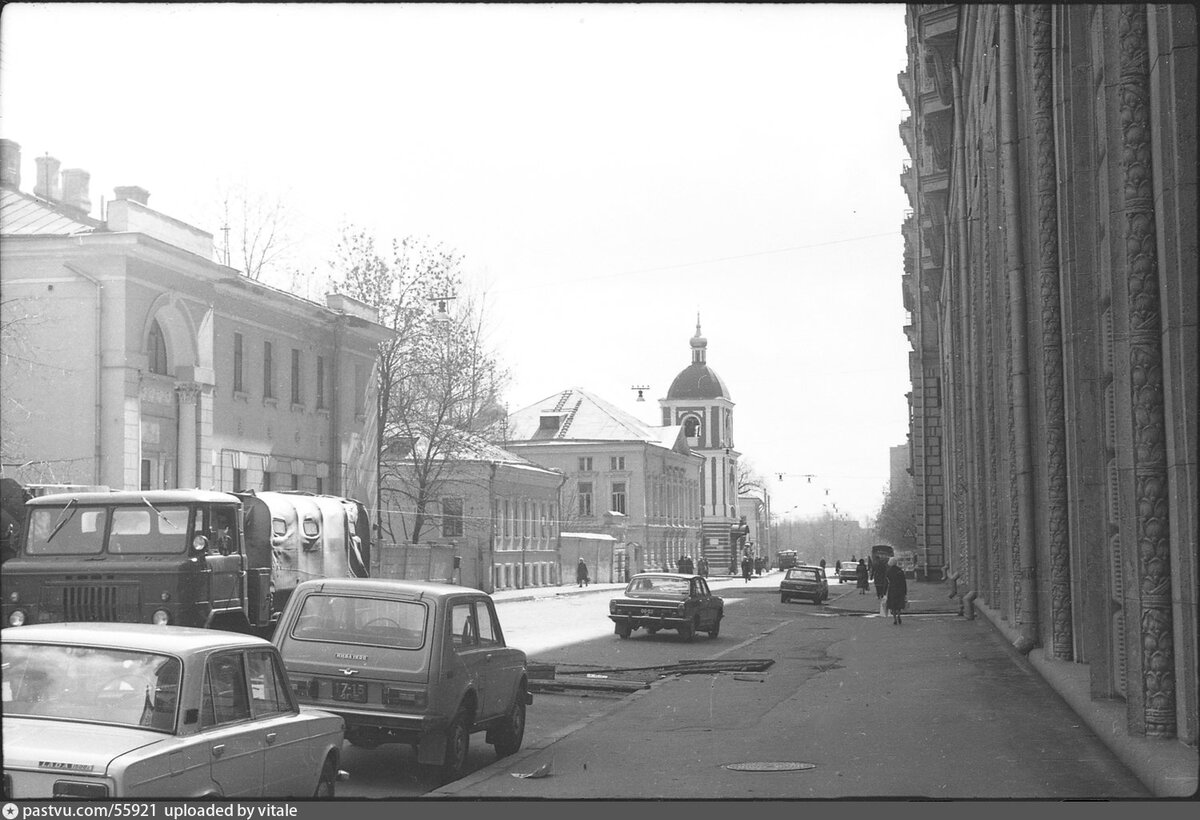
[0,140,390,507]
[659,319,742,569]
[503,387,703,573]
[900,5,1196,792]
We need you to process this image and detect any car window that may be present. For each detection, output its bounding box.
[201,652,251,728]
[628,576,689,595]
[290,593,426,649]
[451,602,478,649]
[247,650,294,718]
[1,643,180,732]
[475,600,501,646]
[698,578,711,596]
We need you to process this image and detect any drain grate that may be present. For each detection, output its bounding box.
[724,762,816,772]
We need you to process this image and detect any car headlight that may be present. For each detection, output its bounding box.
[608,601,617,613]
[53,780,109,798]
[151,609,170,625]
[8,609,27,627]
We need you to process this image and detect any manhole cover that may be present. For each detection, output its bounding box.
[723,762,816,772]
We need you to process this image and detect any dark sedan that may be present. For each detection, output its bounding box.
[780,565,829,604]
[608,573,724,641]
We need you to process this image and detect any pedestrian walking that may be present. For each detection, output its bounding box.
[835,560,842,576]
[697,556,709,577]
[576,557,590,588]
[872,556,889,616]
[741,554,753,583]
[885,556,908,624]
[855,558,869,594]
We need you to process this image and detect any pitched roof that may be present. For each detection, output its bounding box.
[506,387,686,449]
[0,188,99,236]
[391,428,549,469]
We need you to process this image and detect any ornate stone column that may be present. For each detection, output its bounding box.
[175,382,201,489]
[1032,4,1074,660]
[1119,4,1175,739]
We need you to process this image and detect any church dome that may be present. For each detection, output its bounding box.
[665,317,731,401]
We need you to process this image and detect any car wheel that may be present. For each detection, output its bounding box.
[780,594,789,604]
[313,755,337,798]
[615,622,632,639]
[492,690,526,758]
[708,614,722,638]
[437,708,471,785]
[678,619,695,642]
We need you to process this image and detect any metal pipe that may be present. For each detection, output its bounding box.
[998,5,1039,654]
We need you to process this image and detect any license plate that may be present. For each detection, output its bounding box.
[639,608,656,616]
[332,681,367,703]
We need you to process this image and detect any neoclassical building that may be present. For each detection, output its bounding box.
[900,5,1196,792]
[659,319,742,569]
[0,140,390,506]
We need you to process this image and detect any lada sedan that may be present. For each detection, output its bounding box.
[608,573,724,641]
[780,565,829,604]
[272,578,532,785]
[1,623,346,798]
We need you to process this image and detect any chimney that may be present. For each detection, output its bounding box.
[61,168,92,216]
[0,140,20,189]
[34,154,62,201]
[113,185,150,206]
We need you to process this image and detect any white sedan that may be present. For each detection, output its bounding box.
[2,623,346,798]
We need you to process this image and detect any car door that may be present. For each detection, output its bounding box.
[448,597,512,723]
[473,598,521,719]
[200,505,244,614]
[200,651,264,797]
[247,648,317,797]
[694,578,717,628]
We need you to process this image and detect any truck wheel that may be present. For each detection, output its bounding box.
[491,690,526,757]
[616,623,632,639]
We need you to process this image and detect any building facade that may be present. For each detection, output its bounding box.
[0,141,389,506]
[659,319,741,568]
[900,2,1197,779]
[503,387,703,573]
[378,434,564,593]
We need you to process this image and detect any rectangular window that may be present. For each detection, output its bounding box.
[291,474,300,491]
[315,477,323,495]
[140,459,151,491]
[291,348,302,405]
[316,355,326,409]
[233,333,244,394]
[578,482,593,517]
[503,500,510,537]
[263,342,274,398]
[262,472,272,491]
[233,468,246,493]
[611,481,627,515]
[442,497,463,538]
[610,456,625,471]
[578,456,593,472]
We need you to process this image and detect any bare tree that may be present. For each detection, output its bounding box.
[212,182,299,284]
[329,227,508,544]
[736,458,767,497]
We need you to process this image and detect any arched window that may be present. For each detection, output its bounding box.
[148,320,169,375]
[684,417,700,438]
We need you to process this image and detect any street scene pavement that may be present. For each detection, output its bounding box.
[429,570,1168,800]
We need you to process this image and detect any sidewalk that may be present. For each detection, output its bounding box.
[467,572,1195,798]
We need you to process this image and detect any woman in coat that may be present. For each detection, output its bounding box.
[872,556,889,614]
[885,556,908,624]
[855,558,869,594]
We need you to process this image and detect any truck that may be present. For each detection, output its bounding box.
[1,487,370,636]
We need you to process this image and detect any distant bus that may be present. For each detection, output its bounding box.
[776,550,798,569]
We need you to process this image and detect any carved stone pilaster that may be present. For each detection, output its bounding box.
[1119,4,1174,739]
[1032,4,1073,661]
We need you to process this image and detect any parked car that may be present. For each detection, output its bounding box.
[608,572,724,641]
[1,622,346,799]
[272,578,531,785]
[780,565,829,604]
[837,560,861,583]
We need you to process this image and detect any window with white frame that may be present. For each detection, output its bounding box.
[578,456,593,472]
[578,482,593,517]
[442,497,464,538]
[610,456,625,471]
[611,482,626,515]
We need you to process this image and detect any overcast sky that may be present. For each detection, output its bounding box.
[1,3,912,524]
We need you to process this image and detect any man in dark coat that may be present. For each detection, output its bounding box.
[856,558,870,594]
[741,554,753,583]
[885,556,909,624]
[576,558,590,587]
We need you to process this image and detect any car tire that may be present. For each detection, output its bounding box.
[780,594,789,604]
[615,622,632,639]
[679,619,695,642]
[708,615,721,638]
[313,755,337,798]
[435,708,471,785]
[492,690,526,758]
